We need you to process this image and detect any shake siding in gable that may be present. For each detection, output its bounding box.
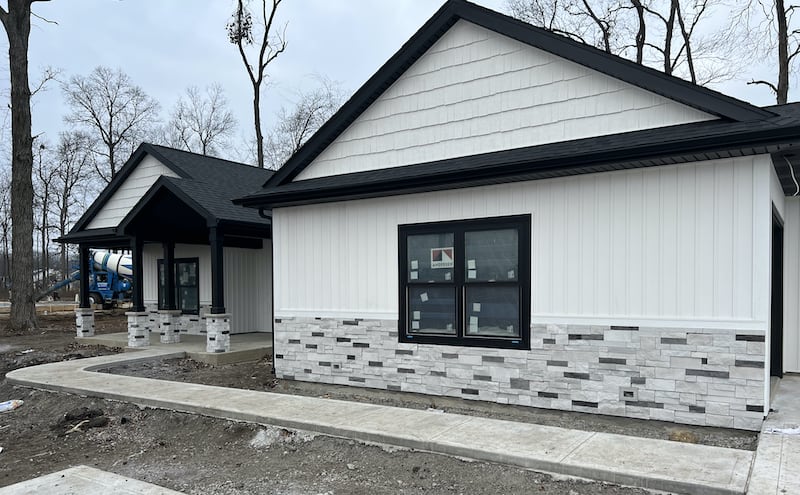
[295,20,715,181]
[87,154,179,229]
[275,155,769,329]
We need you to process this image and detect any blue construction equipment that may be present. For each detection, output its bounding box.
[37,250,133,307]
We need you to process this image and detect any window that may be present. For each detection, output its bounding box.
[398,215,531,349]
[158,257,199,314]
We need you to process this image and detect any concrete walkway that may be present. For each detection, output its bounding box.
[5,348,755,495]
[748,375,800,494]
[0,465,182,494]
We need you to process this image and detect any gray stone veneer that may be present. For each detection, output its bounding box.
[274,318,766,431]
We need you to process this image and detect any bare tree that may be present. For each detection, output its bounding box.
[62,66,160,183]
[227,0,287,168]
[32,140,55,283]
[51,131,94,279]
[0,169,11,289]
[264,77,345,169]
[166,84,237,156]
[0,0,49,331]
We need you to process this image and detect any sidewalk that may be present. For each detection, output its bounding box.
[0,465,183,495]
[6,347,754,495]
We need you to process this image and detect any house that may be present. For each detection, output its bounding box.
[234,0,800,430]
[61,143,273,352]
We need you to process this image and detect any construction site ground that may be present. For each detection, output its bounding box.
[0,313,756,494]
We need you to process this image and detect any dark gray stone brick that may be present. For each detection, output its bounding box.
[461,389,479,395]
[568,334,604,341]
[482,356,504,363]
[546,360,568,367]
[510,378,529,390]
[564,372,591,380]
[572,400,598,408]
[599,357,627,365]
[398,368,415,374]
[689,405,706,413]
[395,350,414,355]
[349,377,366,383]
[312,332,325,337]
[660,337,687,345]
[368,361,383,367]
[538,391,558,398]
[473,374,492,381]
[736,334,765,342]
[686,369,730,378]
[626,401,664,409]
[442,353,458,359]
[735,360,765,368]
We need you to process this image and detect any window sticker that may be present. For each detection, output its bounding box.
[507,270,515,279]
[411,260,418,269]
[473,302,481,312]
[410,271,418,280]
[420,292,429,302]
[413,311,421,320]
[430,247,454,269]
[468,259,476,269]
[468,269,477,279]
[412,321,420,330]
[444,272,452,280]
[469,316,479,332]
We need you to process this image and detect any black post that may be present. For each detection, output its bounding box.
[209,226,225,314]
[131,235,145,312]
[163,240,176,311]
[79,245,90,308]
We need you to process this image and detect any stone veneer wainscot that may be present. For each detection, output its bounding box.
[273,317,766,430]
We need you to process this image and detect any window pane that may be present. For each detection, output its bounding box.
[465,286,520,337]
[465,229,518,282]
[407,233,454,283]
[407,286,456,335]
[158,262,166,309]
[179,287,199,313]
[177,262,197,286]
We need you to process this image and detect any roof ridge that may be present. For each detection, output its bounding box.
[145,143,272,173]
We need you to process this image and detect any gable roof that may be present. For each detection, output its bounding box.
[67,143,272,240]
[262,0,774,189]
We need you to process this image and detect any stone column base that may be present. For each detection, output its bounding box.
[206,313,231,353]
[75,308,94,338]
[126,311,150,347]
[158,310,182,344]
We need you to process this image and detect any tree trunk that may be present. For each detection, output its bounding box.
[631,0,646,64]
[254,85,264,168]
[663,1,677,75]
[2,0,37,330]
[777,0,789,104]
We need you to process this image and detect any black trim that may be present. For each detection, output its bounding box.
[264,0,771,188]
[398,215,531,350]
[118,177,215,233]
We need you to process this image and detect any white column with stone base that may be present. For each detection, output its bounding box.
[158,310,182,344]
[75,308,95,338]
[126,311,150,347]
[206,313,231,353]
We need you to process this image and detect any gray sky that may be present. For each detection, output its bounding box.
[0,0,785,154]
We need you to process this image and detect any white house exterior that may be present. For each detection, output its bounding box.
[237,0,800,430]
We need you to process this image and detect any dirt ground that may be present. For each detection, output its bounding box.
[0,313,754,494]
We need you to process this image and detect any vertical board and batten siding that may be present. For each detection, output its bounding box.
[275,155,772,329]
[142,243,272,333]
[87,155,178,229]
[785,197,800,372]
[296,20,714,181]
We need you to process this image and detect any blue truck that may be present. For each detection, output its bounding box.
[38,250,133,308]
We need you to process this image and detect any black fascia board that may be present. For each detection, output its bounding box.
[117,177,216,235]
[237,122,800,208]
[265,0,772,188]
[55,228,130,247]
[69,142,191,234]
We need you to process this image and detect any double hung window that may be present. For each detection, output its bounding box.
[157,257,200,314]
[398,215,530,349]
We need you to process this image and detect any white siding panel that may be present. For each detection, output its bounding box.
[296,21,715,181]
[143,243,272,333]
[87,155,178,229]
[785,198,800,372]
[275,156,768,328]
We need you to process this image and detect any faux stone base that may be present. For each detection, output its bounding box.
[158,310,182,344]
[75,308,94,338]
[274,317,766,431]
[126,311,150,347]
[206,313,231,353]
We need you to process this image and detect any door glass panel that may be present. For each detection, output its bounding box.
[407,286,456,335]
[465,286,520,337]
[464,229,519,282]
[407,233,454,283]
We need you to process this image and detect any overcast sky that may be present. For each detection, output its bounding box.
[0,0,786,156]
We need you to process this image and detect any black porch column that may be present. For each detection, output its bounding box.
[163,240,176,311]
[209,226,225,314]
[79,245,90,308]
[131,235,145,312]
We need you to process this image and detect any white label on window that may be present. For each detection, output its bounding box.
[469,316,479,325]
[411,321,420,330]
[468,269,477,279]
[446,323,453,330]
[508,270,515,279]
[420,292,429,302]
[444,272,452,280]
[468,259,476,269]
[411,260,418,269]
[410,271,418,280]
[413,311,421,320]
[507,325,514,331]
[473,302,481,313]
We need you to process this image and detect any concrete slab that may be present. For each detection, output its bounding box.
[0,465,183,494]
[77,331,272,364]
[6,351,755,495]
[748,375,800,494]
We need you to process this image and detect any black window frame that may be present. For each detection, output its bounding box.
[398,214,531,350]
[157,257,200,315]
